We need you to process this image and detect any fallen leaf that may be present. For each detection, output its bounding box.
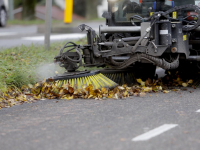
[163,90,170,93]
[182,83,188,87]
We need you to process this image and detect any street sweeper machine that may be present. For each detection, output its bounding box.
[53,0,200,89]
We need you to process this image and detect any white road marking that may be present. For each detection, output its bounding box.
[0,32,17,36]
[132,124,178,142]
[21,34,86,41]
[196,109,200,112]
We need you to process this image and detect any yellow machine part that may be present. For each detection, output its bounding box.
[64,0,73,23]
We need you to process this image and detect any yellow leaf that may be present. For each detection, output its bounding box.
[163,90,170,93]
[172,89,180,92]
[122,91,129,97]
[157,86,162,91]
[188,80,193,84]
[66,95,74,100]
[118,86,125,90]
[85,84,93,92]
[88,95,93,99]
[137,79,142,84]
[101,87,108,94]
[108,91,114,98]
[182,83,188,87]
[140,81,145,87]
[114,93,118,99]
[142,87,152,92]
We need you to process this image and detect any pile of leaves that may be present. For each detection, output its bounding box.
[0,74,195,109]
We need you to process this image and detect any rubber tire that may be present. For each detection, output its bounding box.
[0,8,6,27]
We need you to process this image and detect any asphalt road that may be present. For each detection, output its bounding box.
[0,87,200,150]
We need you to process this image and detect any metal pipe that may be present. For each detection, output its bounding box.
[99,41,136,47]
[193,26,200,32]
[98,42,113,46]
[122,36,140,41]
[44,0,52,50]
[112,56,130,60]
[186,26,200,32]
[100,25,200,33]
[100,26,141,33]
[188,56,200,61]
[189,40,200,44]
[9,0,14,20]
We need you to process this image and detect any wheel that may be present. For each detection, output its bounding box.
[0,8,6,27]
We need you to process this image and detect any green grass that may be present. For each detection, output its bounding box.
[7,19,63,26]
[90,18,105,21]
[0,39,88,92]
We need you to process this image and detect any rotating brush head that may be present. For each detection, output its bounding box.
[100,69,136,86]
[52,71,118,89]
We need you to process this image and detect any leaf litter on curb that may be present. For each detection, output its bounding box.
[0,72,196,109]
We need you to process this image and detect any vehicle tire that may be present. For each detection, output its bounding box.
[0,8,6,27]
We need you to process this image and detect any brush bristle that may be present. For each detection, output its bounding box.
[56,73,118,89]
[104,72,136,86]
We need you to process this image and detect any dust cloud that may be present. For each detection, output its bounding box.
[36,63,63,80]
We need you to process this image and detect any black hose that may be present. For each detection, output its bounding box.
[140,54,179,70]
[109,54,179,70]
[59,41,82,63]
[59,42,77,55]
[163,4,200,31]
[64,48,82,63]
[109,56,124,66]
[145,4,200,31]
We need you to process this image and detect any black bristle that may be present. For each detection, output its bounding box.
[102,70,136,86]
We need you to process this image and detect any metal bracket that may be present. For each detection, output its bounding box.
[101,40,133,58]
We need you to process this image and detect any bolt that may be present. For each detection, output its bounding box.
[172,38,177,42]
[171,47,177,53]
[172,24,176,28]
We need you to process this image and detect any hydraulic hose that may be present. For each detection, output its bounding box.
[59,42,82,63]
[109,56,124,66]
[109,54,179,70]
[144,4,200,31]
[163,4,200,31]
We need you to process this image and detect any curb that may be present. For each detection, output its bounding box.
[37,26,81,34]
[37,21,105,34]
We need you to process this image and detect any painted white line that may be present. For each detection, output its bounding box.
[132,124,178,142]
[0,32,17,36]
[196,109,200,112]
[22,34,86,41]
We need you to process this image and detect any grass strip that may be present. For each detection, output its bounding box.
[0,40,86,92]
[7,19,63,26]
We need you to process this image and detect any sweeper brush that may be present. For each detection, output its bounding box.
[53,0,200,89]
[100,69,136,86]
[53,71,118,89]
